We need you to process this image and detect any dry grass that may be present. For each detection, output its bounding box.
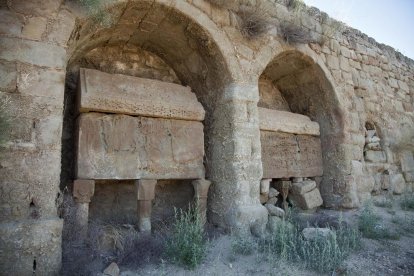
[279,22,319,44]
[205,0,238,10]
[236,5,273,39]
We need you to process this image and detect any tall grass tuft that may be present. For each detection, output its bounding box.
[165,204,206,269]
[358,201,400,240]
[260,212,360,273]
[401,193,414,211]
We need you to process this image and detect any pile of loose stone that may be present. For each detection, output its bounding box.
[260,177,323,216]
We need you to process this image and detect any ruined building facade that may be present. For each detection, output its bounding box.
[0,0,413,274]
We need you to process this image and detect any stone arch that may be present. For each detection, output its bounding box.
[61,0,242,186]
[258,48,352,208]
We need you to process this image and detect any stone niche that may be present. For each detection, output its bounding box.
[73,68,210,233]
[259,107,324,210]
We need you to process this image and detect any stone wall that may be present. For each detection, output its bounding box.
[0,0,413,274]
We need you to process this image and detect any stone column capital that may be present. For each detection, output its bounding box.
[192,179,211,199]
[135,179,157,200]
[73,179,95,203]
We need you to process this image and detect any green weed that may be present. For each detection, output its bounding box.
[165,205,206,269]
[401,193,414,211]
[358,201,400,240]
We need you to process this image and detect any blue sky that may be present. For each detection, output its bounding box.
[303,0,414,60]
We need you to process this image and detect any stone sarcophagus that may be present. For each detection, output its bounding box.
[73,68,210,233]
[76,68,206,180]
[259,108,323,179]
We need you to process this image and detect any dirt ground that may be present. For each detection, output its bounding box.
[92,195,414,276]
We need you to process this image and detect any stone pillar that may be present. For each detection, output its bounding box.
[208,82,268,236]
[192,179,211,224]
[72,179,95,242]
[135,179,157,232]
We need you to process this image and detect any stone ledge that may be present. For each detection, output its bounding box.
[78,68,205,121]
[258,107,320,136]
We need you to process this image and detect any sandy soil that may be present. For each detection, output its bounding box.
[91,195,414,276]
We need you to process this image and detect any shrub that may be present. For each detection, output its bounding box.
[79,0,114,27]
[374,194,394,209]
[401,193,414,211]
[165,205,206,269]
[279,22,319,44]
[260,214,360,273]
[231,235,257,256]
[236,5,273,39]
[358,201,400,240]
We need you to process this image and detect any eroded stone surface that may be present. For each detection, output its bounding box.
[261,131,323,178]
[76,113,205,179]
[290,188,323,210]
[258,107,320,136]
[78,68,205,121]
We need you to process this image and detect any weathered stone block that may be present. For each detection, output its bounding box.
[0,219,62,276]
[290,188,323,210]
[0,60,17,92]
[303,227,334,240]
[291,180,317,195]
[11,0,62,17]
[400,152,414,172]
[265,204,285,217]
[364,150,386,163]
[0,38,66,68]
[390,174,406,195]
[78,68,205,121]
[404,172,414,182]
[258,107,320,136]
[0,10,23,37]
[261,131,323,178]
[21,16,47,40]
[76,113,205,180]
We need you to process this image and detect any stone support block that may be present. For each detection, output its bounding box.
[78,68,205,121]
[192,179,211,224]
[135,180,157,232]
[390,174,406,195]
[260,179,271,194]
[291,180,317,195]
[72,179,95,242]
[258,107,320,136]
[290,188,323,210]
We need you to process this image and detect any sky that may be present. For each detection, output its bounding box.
[303,0,414,60]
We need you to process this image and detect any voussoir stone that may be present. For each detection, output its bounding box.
[78,68,205,121]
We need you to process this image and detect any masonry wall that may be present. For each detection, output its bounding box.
[0,0,413,274]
